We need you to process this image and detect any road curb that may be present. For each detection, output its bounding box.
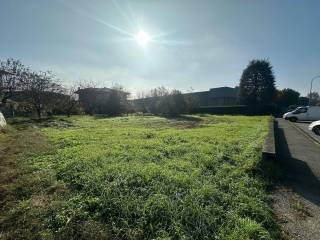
[290,122,320,146]
[262,119,276,161]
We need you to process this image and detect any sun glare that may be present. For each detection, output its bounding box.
[135,31,151,45]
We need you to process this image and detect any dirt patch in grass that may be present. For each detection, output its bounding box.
[118,114,233,129]
[0,125,53,239]
[8,117,77,129]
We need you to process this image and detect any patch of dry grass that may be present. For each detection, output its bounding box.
[0,125,54,240]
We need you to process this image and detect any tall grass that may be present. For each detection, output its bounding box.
[3,115,277,239]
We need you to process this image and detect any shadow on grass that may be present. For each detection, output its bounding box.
[8,117,49,124]
[275,120,320,206]
[92,114,203,124]
[7,117,74,129]
[93,114,123,119]
[162,114,203,122]
[91,113,202,120]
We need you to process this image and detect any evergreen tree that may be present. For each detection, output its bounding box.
[277,88,300,107]
[239,59,276,106]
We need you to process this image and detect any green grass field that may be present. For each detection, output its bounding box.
[0,115,278,240]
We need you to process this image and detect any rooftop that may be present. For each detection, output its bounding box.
[75,87,129,95]
[209,87,238,98]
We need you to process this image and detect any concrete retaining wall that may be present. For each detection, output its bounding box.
[262,119,276,161]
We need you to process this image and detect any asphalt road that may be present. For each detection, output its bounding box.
[294,121,320,144]
[273,119,320,240]
[276,118,320,184]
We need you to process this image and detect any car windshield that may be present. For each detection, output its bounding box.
[293,107,308,114]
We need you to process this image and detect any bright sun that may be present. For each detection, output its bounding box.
[135,31,151,45]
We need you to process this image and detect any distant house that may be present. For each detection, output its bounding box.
[132,87,239,109]
[76,87,115,103]
[76,87,129,114]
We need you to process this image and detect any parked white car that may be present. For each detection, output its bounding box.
[309,120,320,136]
[283,106,320,122]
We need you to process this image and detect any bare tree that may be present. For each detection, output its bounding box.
[0,59,28,106]
[76,80,98,115]
[134,86,199,116]
[108,85,130,115]
[66,86,79,117]
[308,91,320,106]
[23,71,62,118]
[76,81,130,116]
[135,91,146,100]
[59,85,79,117]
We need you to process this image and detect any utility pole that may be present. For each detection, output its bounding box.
[309,75,320,106]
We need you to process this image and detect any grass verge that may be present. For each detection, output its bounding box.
[1,115,279,239]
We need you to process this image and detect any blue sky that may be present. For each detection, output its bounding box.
[0,0,319,96]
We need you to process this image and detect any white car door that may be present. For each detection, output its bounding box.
[296,107,309,121]
[305,109,311,121]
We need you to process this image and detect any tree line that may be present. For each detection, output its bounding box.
[239,59,320,111]
[0,59,84,118]
[0,59,134,118]
[1,58,319,119]
[136,59,319,116]
[133,87,199,116]
[0,58,200,118]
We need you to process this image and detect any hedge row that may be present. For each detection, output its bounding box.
[193,105,276,115]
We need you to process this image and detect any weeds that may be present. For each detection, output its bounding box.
[1,115,278,239]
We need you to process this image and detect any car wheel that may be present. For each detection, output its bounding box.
[313,126,320,136]
[289,117,298,122]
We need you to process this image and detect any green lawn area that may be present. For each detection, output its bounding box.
[0,115,278,240]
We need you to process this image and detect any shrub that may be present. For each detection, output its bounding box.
[133,87,199,116]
